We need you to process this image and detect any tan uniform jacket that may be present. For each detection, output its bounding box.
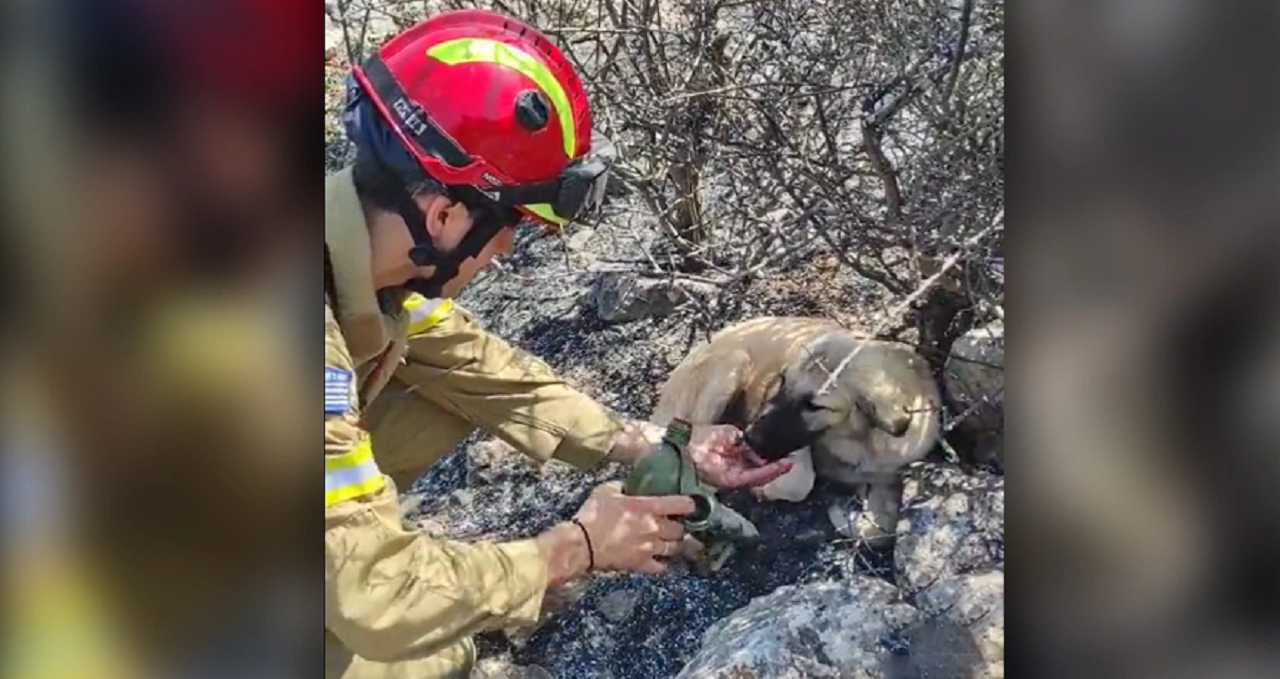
[323,167,624,678]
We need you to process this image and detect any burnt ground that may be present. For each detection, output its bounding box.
[394,208,963,679]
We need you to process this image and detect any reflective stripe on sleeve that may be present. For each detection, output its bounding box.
[324,439,385,507]
[403,295,454,335]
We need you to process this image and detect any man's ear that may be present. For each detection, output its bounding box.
[417,192,458,240]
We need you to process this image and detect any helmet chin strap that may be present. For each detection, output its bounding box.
[386,181,508,299]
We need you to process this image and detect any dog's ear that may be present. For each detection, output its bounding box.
[854,393,877,420]
[760,368,787,403]
[855,394,910,436]
[806,333,863,372]
[798,333,860,393]
[792,335,832,387]
[809,383,849,414]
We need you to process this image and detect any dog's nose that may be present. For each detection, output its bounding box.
[744,431,788,462]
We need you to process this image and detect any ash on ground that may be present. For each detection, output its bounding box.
[393,217,1003,679]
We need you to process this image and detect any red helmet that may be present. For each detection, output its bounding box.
[350,9,604,229]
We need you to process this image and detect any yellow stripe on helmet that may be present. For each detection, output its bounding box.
[426,38,577,159]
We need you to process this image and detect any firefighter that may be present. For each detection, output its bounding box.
[324,10,791,678]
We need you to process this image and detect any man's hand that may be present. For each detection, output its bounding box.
[573,481,697,575]
[686,424,793,489]
[607,420,792,489]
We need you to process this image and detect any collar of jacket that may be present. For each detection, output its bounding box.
[325,166,391,365]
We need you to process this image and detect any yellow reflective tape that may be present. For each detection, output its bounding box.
[403,295,454,335]
[523,203,567,227]
[325,439,385,507]
[325,475,384,508]
[426,38,576,158]
[325,438,373,473]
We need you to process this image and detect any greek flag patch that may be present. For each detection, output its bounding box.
[325,367,353,415]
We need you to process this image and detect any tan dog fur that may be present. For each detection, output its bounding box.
[651,316,942,543]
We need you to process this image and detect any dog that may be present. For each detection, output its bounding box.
[651,316,942,543]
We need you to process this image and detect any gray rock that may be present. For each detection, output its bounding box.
[826,497,895,551]
[597,587,643,624]
[471,657,554,679]
[884,614,990,679]
[564,227,598,253]
[364,14,401,38]
[467,438,542,486]
[894,464,1004,595]
[675,578,920,679]
[944,319,1004,441]
[451,487,476,511]
[591,273,718,323]
[914,571,1005,679]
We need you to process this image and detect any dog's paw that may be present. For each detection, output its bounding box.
[828,501,897,550]
[755,476,812,502]
[688,541,740,575]
[750,485,802,502]
[753,448,815,502]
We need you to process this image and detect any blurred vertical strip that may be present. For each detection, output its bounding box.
[2,0,319,678]
[2,362,142,679]
[1,4,155,678]
[1015,1,1280,677]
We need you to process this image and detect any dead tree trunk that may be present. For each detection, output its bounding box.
[668,27,729,251]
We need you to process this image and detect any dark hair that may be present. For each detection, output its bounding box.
[351,147,523,236]
[350,146,445,212]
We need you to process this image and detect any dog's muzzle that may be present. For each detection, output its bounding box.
[744,426,800,462]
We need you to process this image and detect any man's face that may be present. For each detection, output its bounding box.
[437,220,516,298]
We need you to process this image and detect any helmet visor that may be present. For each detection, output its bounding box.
[511,150,612,228]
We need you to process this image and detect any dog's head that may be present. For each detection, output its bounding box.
[744,334,861,460]
[744,334,918,461]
